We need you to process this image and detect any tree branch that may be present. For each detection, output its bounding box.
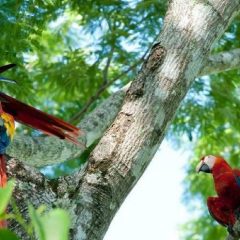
[70,1,240,239]
[70,46,240,123]
[7,47,240,168]
[69,60,140,124]
[200,48,240,76]
[102,46,114,84]
[7,1,240,240]
[6,90,125,167]
[69,35,159,124]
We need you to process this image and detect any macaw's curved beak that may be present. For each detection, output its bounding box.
[0,64,16,73]
[0,64,17,84]
[196,161,211,173]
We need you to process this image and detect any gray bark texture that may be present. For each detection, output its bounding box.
[6,0,240,239]
[200,48,240,76]
[5,48,240,170]
[6,48,240,168]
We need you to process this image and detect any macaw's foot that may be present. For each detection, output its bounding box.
[227,225,236,237]
[234,207,240,221]
[227,224,240,238]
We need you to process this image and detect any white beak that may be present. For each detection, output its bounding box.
[196,161,203,173]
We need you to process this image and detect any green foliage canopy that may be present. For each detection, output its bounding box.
[1,1,240,239]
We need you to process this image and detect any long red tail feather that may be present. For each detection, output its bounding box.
[0,155,7,228]
[0,87,83,229]
[0,92,82,145]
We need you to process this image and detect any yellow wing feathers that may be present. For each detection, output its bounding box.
[0,112,15,139]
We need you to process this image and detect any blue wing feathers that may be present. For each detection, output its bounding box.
[0,126,10,154]
[235,175,240,187]
[233,169,240,187]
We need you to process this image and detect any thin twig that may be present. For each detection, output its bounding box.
[103,46,115,84]
[70,35,159,123]
[69,60,141,123]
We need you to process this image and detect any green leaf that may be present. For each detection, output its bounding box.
[0,229,20,240]
[29,205,70,240]
[28,205,45,240]
[0,180,15,214]
[42,209,70,240]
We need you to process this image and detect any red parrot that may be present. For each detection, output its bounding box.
[0,64,82,228]
[196,155,240,232]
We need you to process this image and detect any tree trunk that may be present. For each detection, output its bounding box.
[7,48,240,167]
[8,0,240,240]
[72,1,240,239]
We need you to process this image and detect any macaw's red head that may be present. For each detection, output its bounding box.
[196,155,226,174]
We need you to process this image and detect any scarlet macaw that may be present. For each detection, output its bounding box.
[196,155,240,232]
[0,64,82,228]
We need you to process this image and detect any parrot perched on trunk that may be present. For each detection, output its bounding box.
[196,155,240,231]
[0,105,15,228]
[0,64,82,228]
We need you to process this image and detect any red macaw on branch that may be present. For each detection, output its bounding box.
[196,155,240,233]
[0,64,82,228]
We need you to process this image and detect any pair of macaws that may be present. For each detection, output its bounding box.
[197,155,240,234]
[0,64,81,228]
[2,63,239,235]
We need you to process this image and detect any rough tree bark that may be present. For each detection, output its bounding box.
[7,48,240,167]
[6,0,240,240]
